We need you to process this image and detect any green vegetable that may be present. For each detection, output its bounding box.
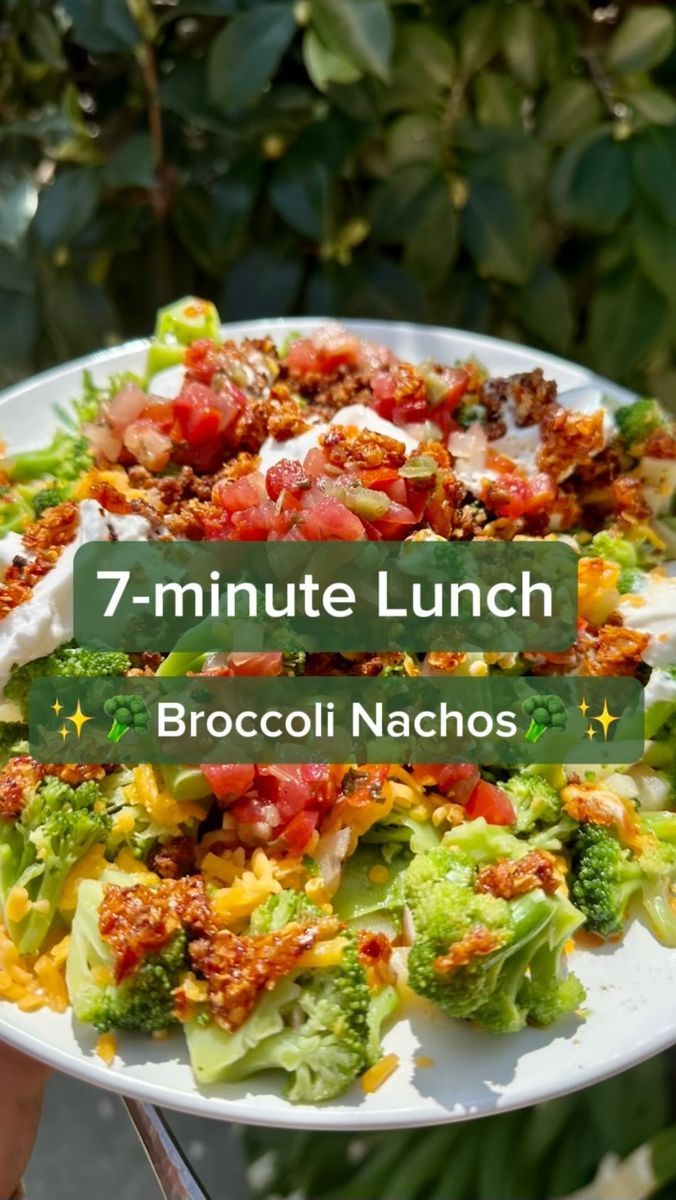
[282,651,306,675]
[618,565,647,594]
[1,429,92,483]
[5,644,131,718]
[333,843,408,924]
[615,397,664,447]
[185,890,374,1102]
[588,531,638,569]
[0,776,108,955]
[399,455,438,481]
[504,770,562,835]
[571,813,676,944]
[405,845,585,1033]
[522,694,568,744]
[104,694,150,743]
[66,875,188,1033]
[145,296,221,382]
[32,484,69,519]
[101,768,204,860]
[159,764,213,803]
[0,487,33,536]
[0,721,28,768]
[645,667,676,739]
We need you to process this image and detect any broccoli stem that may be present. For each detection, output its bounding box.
[107,720,130,744]
[525,720,548,744]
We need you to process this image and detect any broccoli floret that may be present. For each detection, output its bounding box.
[366,984,399,1066]
[249,889,321,935]
[522,694,568,744]
[442,817,525,864]
[32,485,69,519]
[618,566,647,595]
[282,652,306,676]
[571,815,676,944]
[404,845,584,1033]
[104,694,150,744]
[0,722,28,768]
[0,776,108,955]
[504,771,561,835]
[185,891,373,1102]
[615,398,664,448]
[588,531,638,569]
[66,876,188,1033]
[5,643,131,718]
[0,487,34,536]
[1,429,92,483]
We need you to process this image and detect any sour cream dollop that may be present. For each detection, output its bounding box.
[257,403,419,474]
[0,500,151,688]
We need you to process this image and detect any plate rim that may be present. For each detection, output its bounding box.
[2,317,670,1131]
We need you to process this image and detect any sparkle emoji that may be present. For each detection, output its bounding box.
[65,700,93,739]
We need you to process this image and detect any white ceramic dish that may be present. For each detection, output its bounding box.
[1,319,673,1131]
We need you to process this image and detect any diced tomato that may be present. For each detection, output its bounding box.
[281,809,319,853]
[523,472,556,514]
[174,380,244,448]
[303,447,333,480]
[266,458,311,501]
[297,497,366,541]
[285,328,361,378]
[371,500,417,539]
[358,467,401,490]
[227,652,283,676]
[434,367,469,413]
[230,500,276,539]
[184,338,220,385]
[212,472,267,512]
[484,474,531,519]
[437,763,480,805]
[465,780,516,825]
[141,400,180,435]
[392,394,429,425]
[201,763,255,803]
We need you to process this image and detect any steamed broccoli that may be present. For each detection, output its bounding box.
[615,398,664,448]
[0,722,28,767]
[504,771,562,835]
[0,776,108,955]
[32,485,69,519]
[522,694,568,744]
[404,845,585,1033]
[588,532,638,570]
[1,429,92,483]
[104,695,150,744]
[145,296,221,381]
[0,487,33,536]
[66,876,188,1033]
[333,843,408,926]
[185,890,373,1102]
[571,814,676,944]
[618,566,647,595]
[5,644,131,717]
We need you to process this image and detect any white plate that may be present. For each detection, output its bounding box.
[0,319,673,1131]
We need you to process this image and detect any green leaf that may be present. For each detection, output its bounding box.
[370,163,443,241]
[538,80,602,146]
[207,4,296,110]
[102,133,154,189]
[311,0,393,80]
[221,247,302,319]
[28,11,67,71]
[303,29,362,90]
[270,120,350,239]
[474,72,523,129]
[502,4,558,91]
[633,207,676,302]
[0,175,38,251]
[625,84,676,126]
[509,264,573,353]
[458,3,501,73]
[461,179,533,285]
[60,0,140,53]
[384,24,454,111]
[551,131,631,232]
[404,183,458,290]
[32,168,101,248]
[0,289,38,368]
[632,127,676,226]
[172,162,261,276]
[587,266,667,380]
[387,114,443,166]
[607,6,675,74]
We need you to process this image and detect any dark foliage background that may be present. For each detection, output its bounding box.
[2,0,676,402]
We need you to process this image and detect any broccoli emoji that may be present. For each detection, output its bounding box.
[104,695,150,744]
[522,694,567,744]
